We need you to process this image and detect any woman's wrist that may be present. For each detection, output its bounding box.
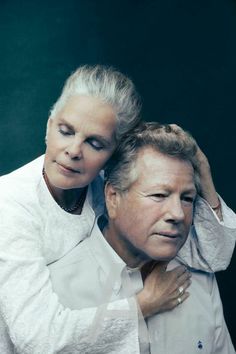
[209,198,223,221]
[136,292,150,318]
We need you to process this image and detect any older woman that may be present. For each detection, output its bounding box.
[0,65,235,354]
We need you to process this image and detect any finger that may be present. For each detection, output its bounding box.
[169,265,188,278]
[169,123,181,130]
[175,278,191,297]
[152,261,169,274]
[176,291,190,307]
[142,261,169,282]
[141,260,157,280]
[177,269,191,284]
[167,291,190,311]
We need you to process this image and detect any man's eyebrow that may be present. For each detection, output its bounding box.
[182,187,197,194]
[144,184,197,194]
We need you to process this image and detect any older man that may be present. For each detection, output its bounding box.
[50,123,235,353]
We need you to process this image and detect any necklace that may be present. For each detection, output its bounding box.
[42,168,87,213]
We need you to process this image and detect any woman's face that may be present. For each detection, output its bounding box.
[44,94,117,190]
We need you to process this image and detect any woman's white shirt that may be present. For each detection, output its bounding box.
[0,156,139,354]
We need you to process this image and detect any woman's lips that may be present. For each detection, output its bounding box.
[57,162,81,174]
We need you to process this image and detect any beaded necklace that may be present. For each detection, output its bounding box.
[42,168,87,213]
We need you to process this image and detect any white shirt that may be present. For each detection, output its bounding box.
[49,218,235,354]
[0,155,235,353]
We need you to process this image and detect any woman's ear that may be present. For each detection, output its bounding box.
[104,182,120,219]
[45,117,53,144]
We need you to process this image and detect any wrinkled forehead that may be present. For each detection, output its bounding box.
[130,147,196,191]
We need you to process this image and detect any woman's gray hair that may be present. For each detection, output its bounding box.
[105,122,201,192]
[50,65,141,141]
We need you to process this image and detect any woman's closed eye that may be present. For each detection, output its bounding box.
[86,138,105,151]
[58,124,74,136]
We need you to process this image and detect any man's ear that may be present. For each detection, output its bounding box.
[105,182,121,219]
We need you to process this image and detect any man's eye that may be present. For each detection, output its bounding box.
[182,196,195,204]
[149,193,166,201]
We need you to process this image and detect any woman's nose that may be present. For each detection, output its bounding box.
[65,140,83,159]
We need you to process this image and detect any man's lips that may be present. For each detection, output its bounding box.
[155,232,181,238]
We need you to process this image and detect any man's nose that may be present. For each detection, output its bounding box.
[165,198,185,223]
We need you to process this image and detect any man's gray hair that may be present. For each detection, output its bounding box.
[105,122,201,192]
[50,65,141,141]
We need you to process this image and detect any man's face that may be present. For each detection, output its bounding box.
[105,147,197,266]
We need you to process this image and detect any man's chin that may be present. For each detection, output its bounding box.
[148,250,179,262]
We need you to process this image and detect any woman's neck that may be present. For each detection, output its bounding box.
[42,168,87,214]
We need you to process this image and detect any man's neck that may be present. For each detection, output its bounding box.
[102,223,148,269]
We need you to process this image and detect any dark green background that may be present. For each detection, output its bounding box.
[0,0,235,345]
